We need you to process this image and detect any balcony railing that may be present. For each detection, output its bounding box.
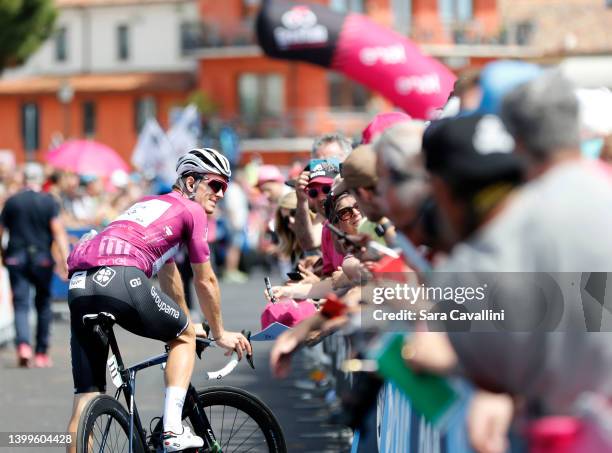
[203,108,373,142]
[180,19,257,54]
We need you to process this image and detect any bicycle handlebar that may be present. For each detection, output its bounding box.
[194,329,254,380]
[203,351,240,380]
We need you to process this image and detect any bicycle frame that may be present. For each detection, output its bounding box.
[99,322,222,453]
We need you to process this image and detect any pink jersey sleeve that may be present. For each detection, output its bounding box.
[185,202,211,264]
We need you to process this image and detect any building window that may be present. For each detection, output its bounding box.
[328,73,369,109]
[238,73,285,119]
[392,0,412,35]
[82,101,96,137]
[134,97,157,132]
[21,103,40,152]
[439,0,473,22]
[180,22,202,55]
[117,24,130,61]
[55,27,68,62]
[330,0,365,13]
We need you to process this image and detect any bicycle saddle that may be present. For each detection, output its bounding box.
[82,312,117,327]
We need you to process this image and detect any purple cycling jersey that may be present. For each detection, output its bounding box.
[68,191,210,277]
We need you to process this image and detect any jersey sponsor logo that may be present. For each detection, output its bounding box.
[115,199,172,227]
[93,267,116,287]
[69,271,87,290]
[150,286,180,319]
[129,277,142,288]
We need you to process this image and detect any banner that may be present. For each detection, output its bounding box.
[256,0,456,119]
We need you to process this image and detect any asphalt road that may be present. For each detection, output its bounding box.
[0,273,351,452]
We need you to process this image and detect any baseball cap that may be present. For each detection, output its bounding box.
[334,144,377,194]
[257,165,284,187]
[362,111,411,144]
[423,114,524,187]
[308,159,339,186]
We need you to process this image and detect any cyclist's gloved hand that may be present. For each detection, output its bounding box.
[216,331,252,360]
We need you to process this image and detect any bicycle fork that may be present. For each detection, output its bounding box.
[185,385,222,453]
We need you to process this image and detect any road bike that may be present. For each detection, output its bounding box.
[75,312,287,453]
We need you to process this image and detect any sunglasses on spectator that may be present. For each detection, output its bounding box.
[336,204,360,222]
[204,175,228,195]
[307,185,331,199]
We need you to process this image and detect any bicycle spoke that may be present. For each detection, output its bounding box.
[218,404,225,447]
[228,425,264,452]
[222,407,240,452]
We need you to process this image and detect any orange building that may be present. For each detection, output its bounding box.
[5,0,610,166]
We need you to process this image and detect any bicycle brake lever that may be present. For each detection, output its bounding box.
[195,339,206,360]
[241,330,255,370]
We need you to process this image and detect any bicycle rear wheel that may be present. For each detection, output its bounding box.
[77,395,146,453]
[151,386,286,453]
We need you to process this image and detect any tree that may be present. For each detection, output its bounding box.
[0,0,57,72]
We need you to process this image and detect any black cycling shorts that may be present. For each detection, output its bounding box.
[68,266,189,394]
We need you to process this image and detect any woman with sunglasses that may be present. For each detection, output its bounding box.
[65,148,252,453]
[267,191,365,301]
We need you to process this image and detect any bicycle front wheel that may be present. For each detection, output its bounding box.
[77,395,146,453]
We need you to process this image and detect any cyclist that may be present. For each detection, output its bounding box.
[65,148,252,453]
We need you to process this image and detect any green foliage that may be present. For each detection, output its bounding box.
[185,90,218,117]
[0,0,57,71]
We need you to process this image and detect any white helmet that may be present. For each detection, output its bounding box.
[176,148,231,179]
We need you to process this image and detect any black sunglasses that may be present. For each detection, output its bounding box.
[307,185,331,199]
[336,203,360,222]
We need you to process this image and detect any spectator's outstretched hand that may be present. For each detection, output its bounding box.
[468,391,513,453]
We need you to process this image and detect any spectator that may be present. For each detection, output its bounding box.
[311,133,352,160]
[361,111,411,145]
[374,121,433,249]
[410,72,612,451]
[0,163,69,367]
[274,191,305,266]
[223,169,250,283]
[294,134,352,254]
[256,165,288,205]
[334,144,396,246]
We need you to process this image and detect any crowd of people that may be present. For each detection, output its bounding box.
[257,63,612,452]
[3,57,612,452]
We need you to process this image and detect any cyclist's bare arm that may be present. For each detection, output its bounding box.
[192,261,252,358]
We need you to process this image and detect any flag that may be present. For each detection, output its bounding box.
[167,104,201,159]
[131,117,175,183]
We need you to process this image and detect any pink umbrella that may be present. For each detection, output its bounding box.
[46,140,129,178]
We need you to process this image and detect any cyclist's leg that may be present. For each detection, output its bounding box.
[66,288,110,453]
[120,267,202,448]
[66,392,99,453]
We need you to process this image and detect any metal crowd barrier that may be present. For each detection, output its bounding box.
[321,331,475,453]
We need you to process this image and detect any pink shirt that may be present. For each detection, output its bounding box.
[321,221,345,276]
[68,192,210,277]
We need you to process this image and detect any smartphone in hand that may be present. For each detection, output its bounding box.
[286,272,304,281]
